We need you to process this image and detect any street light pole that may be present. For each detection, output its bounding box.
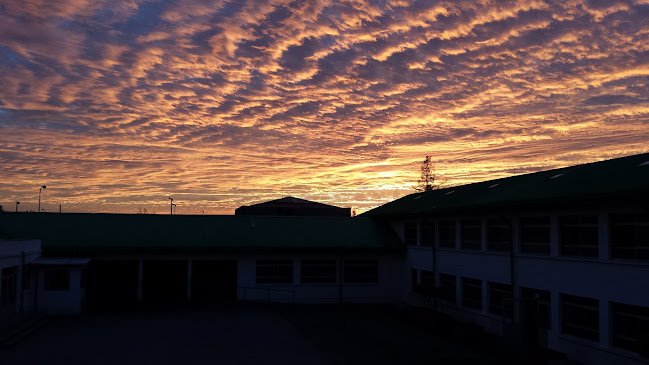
[168,197,173,215]
[172,203,177,215]
[38,186,46,213]
[16,202,20,212]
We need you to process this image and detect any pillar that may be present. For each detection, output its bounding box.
[187,259,192,302]
[137,258,143,302]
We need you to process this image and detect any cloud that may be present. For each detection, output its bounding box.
[0,0,648,214]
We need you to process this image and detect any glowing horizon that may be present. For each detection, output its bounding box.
[1,0,648,215]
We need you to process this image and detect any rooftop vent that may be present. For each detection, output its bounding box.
[550,173,564,179]
[638,161,649,166]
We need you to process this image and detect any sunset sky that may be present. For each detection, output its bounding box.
[1,0,648,214]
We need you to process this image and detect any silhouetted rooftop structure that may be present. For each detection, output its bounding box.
[363,152,649,217]
[0,214,399,256]
[235,196,351,217]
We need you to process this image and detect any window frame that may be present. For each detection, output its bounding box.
[559,215,599,258]
[438,220,456,248]
[255,259,293,284]
[461,219,482,251]
[43,269,71,291]
[520,217,551,255]
[560,293,599,342]
[343,259,378,284]
[487,218,512,252]
[609,213,649,261]
[300,259,337,284]
[461,277,482,310]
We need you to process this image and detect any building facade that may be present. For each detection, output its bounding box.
[365,152,649,365]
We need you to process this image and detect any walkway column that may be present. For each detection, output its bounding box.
[187,259,192,302]
[137,258,143,302]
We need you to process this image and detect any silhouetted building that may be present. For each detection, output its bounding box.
[1,153,648,365]
[235,196,351,217]
[363,152,649,365]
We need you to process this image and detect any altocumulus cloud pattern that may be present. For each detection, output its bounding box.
[0,0,648,213]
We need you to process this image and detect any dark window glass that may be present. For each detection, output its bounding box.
[256,260,293,284]
[560,216,598,257]
[561,294,599,341]
[1,267,18,306]
[344,260,378,284]
[520,217,551,254]
[301,260,336,284]
[404,222,418,246]
[612,302,649,357]
[610,213,649,261]
[521,287,551,329]
[462,277,482,310]
[439,273,456,303]
[461,220,481,250]
[421,270,435,290]
[411,268,418,289]
[488,282,513,318]
[439,220,456,248]
[487,219,511,251]
[44,270,70,291]
[421,221,434,247]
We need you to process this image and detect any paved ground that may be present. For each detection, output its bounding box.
[0,304,534,365]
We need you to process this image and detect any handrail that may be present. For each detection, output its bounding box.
[239,286,295,304]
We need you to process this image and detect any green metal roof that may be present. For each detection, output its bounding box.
[0,214,401,256]
[363,152,649,218]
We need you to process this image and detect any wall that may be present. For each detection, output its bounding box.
[237,253,405,304]
[36,268,84,315]
[399,210,649,365]
[0,239,41,313]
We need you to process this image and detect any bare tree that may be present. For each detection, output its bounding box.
[414,155,441,192]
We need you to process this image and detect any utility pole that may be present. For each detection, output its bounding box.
[38,186,46,213]
[168,197,173,215]
[16,201,20,212]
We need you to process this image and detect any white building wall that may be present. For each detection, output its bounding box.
[236,253,405,304]
[36,268,84,315]
[399,210,649,365]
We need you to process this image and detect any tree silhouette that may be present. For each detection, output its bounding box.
[414,155,441,192]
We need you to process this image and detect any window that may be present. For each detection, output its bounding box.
[404,222,418,246]
[461,220,481,250]
[611,302,649,357]
[560,215,598,257]
[421,270,435,290]
[439,273,456,303]
[256,260,293,284]
[301,260,336,284]
[411,268,418,289]
[439,220,456,248]
[487,219,511,251]
[488,282,513,318]
[521,287,551,329]
[462,277,482,310]
[44,270,70,291]
[421,220,434,247]
[343,260,378,284]
[561,294,599,341]
[610,213,649,261]
[520,217,551,254]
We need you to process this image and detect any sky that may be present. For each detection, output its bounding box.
[1,0,648,215]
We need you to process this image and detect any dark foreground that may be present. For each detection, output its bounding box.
[0,304,549,365]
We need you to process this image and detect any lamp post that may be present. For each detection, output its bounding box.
[172,203,177,215]
[15,201,20,212]
[168,197,173,215]
[38,185,46,213]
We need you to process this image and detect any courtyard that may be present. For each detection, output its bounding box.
[0,304,545,365]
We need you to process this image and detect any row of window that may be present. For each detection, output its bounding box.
[404,213,649,260]
[425,272,648,357]
[256,259,378,285]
